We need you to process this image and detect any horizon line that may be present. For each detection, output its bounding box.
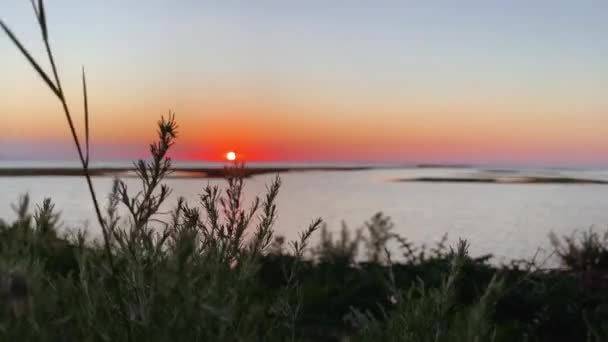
[1,158,608,171]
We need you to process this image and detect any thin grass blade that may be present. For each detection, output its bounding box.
[82,66,90,166]
[38,0,48,40]
[0,21,59,98]
[30,0,40,21]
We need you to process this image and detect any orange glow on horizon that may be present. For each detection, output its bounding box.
[5,77,608,166]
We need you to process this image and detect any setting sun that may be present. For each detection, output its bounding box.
[226,151,236,161]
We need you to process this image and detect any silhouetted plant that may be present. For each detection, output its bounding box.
[314,221,362,265]
[363,212,394,264]
[1,2,131,336]
[550,228,608,272]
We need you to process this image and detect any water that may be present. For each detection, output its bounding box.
[2,165,608,265]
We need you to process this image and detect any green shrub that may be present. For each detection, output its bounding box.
[348,240,507,342]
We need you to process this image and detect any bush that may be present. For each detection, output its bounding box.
[348,241,508,342]
[550,228,608,272]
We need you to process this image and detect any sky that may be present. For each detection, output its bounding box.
[2,1,608,166]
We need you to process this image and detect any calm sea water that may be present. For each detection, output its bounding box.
[2,163,608,265]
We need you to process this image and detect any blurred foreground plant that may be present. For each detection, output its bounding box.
[348,241,508,342]
[550,228,608,273]
[0,116,324,340]
[1,1,133,336]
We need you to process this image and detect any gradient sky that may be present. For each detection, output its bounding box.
[2,1,608,165]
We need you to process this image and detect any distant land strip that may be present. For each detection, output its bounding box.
[0,166,372,178]
[392,177,608,184]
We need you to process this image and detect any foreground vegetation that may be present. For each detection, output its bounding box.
[3,2,608,340]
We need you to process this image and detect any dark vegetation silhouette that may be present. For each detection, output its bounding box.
[2,1,608,341]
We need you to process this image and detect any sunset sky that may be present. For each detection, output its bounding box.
[2,1,608,165]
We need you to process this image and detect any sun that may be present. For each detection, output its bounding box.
[226,151,237,161]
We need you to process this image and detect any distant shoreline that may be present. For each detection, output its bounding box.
[0,166,373,178]
[2,166,608,185]
[392,176,608,185]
